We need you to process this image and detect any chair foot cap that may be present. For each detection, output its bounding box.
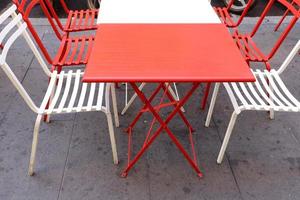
[197,173,203,178]
[121,172,128,178]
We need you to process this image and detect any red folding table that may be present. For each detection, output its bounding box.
[83,0,255,177]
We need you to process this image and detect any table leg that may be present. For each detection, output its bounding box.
[122,82,203,178]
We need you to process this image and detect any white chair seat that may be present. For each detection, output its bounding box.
[0,6,119,176]
[225,69,300,112]
[205,40,300,164]
[41,69,107,115]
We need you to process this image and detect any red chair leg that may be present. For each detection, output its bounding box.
[115,83,120,89]
[274,9,289,32]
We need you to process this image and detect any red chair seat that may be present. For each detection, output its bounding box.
[53,35,95,67]
[232,30,267,63]
[64,9,98,32]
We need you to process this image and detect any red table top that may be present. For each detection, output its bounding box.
[83,24,255,83]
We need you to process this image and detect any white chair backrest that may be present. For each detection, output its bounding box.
[277,40,300,74]
[0,5,52,113]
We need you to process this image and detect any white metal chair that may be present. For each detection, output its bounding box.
[0,5,119,176]
[205,40,300,164]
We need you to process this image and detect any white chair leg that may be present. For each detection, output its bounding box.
[269,85,275,119]
[125,83,128,109]
[106,112,119,164]
[28,114,42,176]
[205,83,220,127]
[45,83,56,123]
[166,83,185,113]
[111,84,119,127]
[269,109,275,119]
[121,83,146,115]
[172,83,180,101]
[217,111,238,164]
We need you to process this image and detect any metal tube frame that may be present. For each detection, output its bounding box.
[121,82,203,178]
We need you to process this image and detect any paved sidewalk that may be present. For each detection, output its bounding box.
[0,19,299,200]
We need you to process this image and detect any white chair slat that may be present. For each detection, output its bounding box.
[0,5,17,24]
[48,71,65,113]
[0,14,22,45]
[67,69,81,112]
[77,83,88,111]
[238,82,259,107]
[223,83,241,113]
[264,71,294,107]
[231,83,251,109]
[96,83,105,111]
[253,73,276,107]
[39,71,58,113]
[256,71,285,107]
[0,22,27,65]
[246,82,267,106]
[271,71,300,108]
[57,70,73,113]
[87,83,96,111]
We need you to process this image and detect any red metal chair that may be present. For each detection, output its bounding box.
[202,0,299,110]
[232,0,299,70]
[211,0,255,27]
[45,0,98,32]
[274,0,296,31]
[12,0,95,71]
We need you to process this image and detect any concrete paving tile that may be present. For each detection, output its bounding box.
[124,84,241,200]
[0,50,33,124]
[58,112,150,200]
[204,93,300,200]
[0,94,74,200]
[146,132,242,200]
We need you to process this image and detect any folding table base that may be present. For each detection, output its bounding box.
[121,82,203,178]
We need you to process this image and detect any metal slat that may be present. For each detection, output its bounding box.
[253,73,276,107]
[77,10,84,30]
[247,82,267,106]
[0,14,22,45]
[96,83,105,111]
[65,10,73,30]
[67,70,81,112]
[39,71,58,113]
[231,83,251,109]
[67,37,79,64]
[59,39,72,65]
[47,71,65,113]
[83,10,90,28]
[257,71,285,107]
[87,83,96,111]
[57,70,73,113]
[75,38,86,64]
[264,71,294,107]
[70,10,78,29]
[77,83,88,111]
[90,10,96,28]
[84,36,94,63]
[238,82,259,108]
[271,71,300,108]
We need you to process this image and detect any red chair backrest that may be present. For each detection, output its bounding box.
[250,0,300,60]
[58,0,70,14]
[12,0,66,64]
[226,0,255,25]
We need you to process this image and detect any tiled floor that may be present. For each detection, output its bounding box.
[0,19,299,200]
